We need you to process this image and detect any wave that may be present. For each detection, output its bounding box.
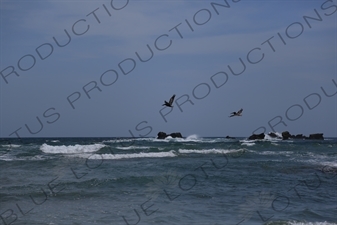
[294,223,337,225]
[116,146,150,150]
[68,148,246,160]
[0,154,55,161]
[241,142,255,146]
[248,149,294,155]
[40,143,105,154]
[321,161,337,168]
[81,151,176,160]
[290,158,337,170]
[268,221,337,225]
[178,148,245,155]
[185,134,200,140]
[1,144,21,148]
[153,135,234,143]
[241,137,283,143]
[103,135,240,144]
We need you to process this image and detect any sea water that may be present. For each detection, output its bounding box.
[0,134,336,225]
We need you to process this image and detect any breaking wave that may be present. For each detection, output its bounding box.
[40,143,105,154]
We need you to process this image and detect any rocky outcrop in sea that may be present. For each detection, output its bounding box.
[157,132,183,139]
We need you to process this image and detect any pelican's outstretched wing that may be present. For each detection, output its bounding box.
[169,94,175,105]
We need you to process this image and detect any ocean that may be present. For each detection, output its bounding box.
[0,134,336,225]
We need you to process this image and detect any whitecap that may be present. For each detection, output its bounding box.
[288,221,337,225]
[185,134,200,140]
[241,142,255,146]
[40,143,105,154]
[1,144,21,148]
[82,150,176,160]
[116,146,150,150]
[153,134,223,143]
[178,148,245,155]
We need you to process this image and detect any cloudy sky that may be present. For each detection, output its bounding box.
[1,0,336,138]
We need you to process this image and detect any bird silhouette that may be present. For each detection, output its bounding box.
[162,94,175,107]
[229,108,243,117]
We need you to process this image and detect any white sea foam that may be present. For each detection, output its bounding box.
[153,137,182,142]
[241,138,279,143]
[0,154,53,161]
[240,139,257,146]
[265,132,283,140]
[40,143,105,154]
[178,148,245,154]
[287,150,337,168]
[293,158,337,169]
[322,161,337,168]
[241,142,255,146]
[116,146,150,150]
[153,134,226,143]
[0,155,14,161]
[1,144,21,148]
[11,144,21,148]
[185,134,200,140]
[242,132,285,143]
[287,222,337,225]
[83,150,176,160]
[258,151,294,156]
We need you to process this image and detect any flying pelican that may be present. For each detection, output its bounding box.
[229,108,243,117]
[162,94,175,107]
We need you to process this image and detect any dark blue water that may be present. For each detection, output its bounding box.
[0,135,336,225]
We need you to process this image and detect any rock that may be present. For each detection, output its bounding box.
[248,133,265,140]
[293,134,306,139]
[308,133,324,140]
[157,132,183,139]
[268,132,279,138]
[282,131,291,140]
[282,131,324,140]
[169,132,183,138]
[157,132,167,139]
[225,135,236,139]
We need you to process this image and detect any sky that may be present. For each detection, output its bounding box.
[0,0,336,138]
